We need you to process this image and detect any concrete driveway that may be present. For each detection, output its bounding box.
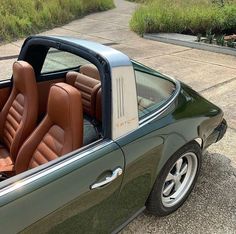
[0,0,235,233]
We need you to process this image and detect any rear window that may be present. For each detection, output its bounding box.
[41,48,90,73]
[135,69,176,119]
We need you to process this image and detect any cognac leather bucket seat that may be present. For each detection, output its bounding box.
[0,61,38,172]
[66,71,101,118]
[80,64,100,80]
[15,83,83,174]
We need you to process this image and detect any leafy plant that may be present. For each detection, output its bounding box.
[0,0,114,42]
[212,0,226,7]
[206,29,215,44]
[129,0,236,36]
[226,39,235,47]
[216,35,225,45]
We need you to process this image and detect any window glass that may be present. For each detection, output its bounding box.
[135,70,176,119]
[41,48,91,73]
[0,59,16,81]
[0,43,20,81]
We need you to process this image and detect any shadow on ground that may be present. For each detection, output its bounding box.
[121,152,236,234]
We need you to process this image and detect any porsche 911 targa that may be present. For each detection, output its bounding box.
[0,36,227,233]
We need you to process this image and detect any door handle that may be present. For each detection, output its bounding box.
[90,167,123,190]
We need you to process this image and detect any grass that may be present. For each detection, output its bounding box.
[129,0,236,36]
[0,0,114,42]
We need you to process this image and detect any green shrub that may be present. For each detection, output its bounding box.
[129,0,236,36]
[127,0,147,2]
[0,0,114,42]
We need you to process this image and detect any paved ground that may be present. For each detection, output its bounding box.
[0,0,235,233]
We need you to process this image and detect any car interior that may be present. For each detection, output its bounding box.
[0,43,176,181]
[0,49,103,180]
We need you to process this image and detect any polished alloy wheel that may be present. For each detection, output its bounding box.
[161,152,198,207]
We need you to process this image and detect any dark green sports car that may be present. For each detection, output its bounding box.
[0,36,227,233]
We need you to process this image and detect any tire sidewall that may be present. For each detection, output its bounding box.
[146,142,202,216]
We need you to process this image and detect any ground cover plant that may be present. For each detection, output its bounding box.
[0,0,114,42]
[129,0,236,40]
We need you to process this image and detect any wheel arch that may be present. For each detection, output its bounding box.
[146,138,202,216]
[194,137,203,148]
[152,134,202,186]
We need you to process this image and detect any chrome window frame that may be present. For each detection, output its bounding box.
[138,74,181,127]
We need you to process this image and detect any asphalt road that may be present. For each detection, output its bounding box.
[121,149,236,234]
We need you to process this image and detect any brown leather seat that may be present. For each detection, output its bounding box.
[96,88,102,122]
[66,71,101,118]
[15,83,83,174]
[80,64,100,80]
[0,61,38,172]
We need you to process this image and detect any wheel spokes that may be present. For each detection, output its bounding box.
[174,179,182,191]
[161,152,199,208]
[179,163,188,176]
[166,172,175,182]
[175,158,183,174]
[163,181,175,196]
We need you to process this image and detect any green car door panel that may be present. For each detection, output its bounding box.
[0,141,124,234]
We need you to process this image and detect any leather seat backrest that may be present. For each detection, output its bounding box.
[96,88,102,122]
[0,61,38,161]
[80,64,100,80]
[66,72,101,118]
[15,83,83,174]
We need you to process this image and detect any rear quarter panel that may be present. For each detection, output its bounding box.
[114,83,223,229]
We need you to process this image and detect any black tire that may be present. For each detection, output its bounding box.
[146,141,202,216]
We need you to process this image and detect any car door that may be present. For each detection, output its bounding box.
[0,140,125,234]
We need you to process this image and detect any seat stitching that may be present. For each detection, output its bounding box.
[9,107,22,124]
[35,148,54,163]
[31,155,40,166]
[3,131,13,146]
[6,113,20,128]
[41,139,60,157]
[75,82,93,93]
[47,130,63,145]
[4,122,15,138]
[12,99,24,115]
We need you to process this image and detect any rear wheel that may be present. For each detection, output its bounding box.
[146,142,202,216]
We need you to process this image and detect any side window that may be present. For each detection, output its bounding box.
[0,60,14,81]
[135,70,176,119]
[41,48,91,74]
